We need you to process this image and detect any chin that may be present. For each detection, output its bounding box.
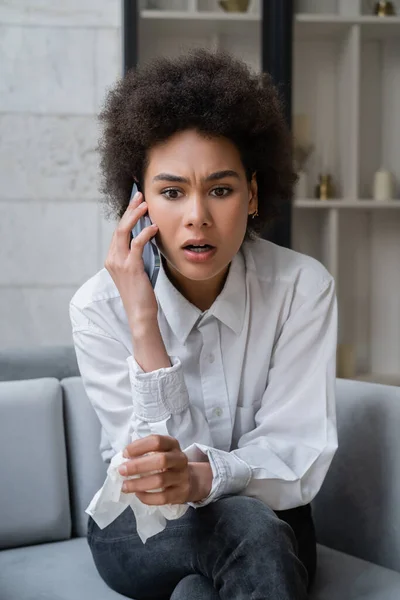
[178,258,231,283]
[162,243,235,280]
[174,262,218,280]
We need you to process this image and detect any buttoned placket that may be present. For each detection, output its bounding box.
[197,316,232,451]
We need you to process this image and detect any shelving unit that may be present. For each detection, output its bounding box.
[295,200,400,208]
[292,0,400,385]
[138,0,400,386]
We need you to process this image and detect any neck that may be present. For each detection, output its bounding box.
[163,258,230,312]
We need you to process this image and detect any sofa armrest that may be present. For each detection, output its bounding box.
[312,378,400,573]
[0,378,71,549]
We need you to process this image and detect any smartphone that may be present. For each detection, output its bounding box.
[130,182,160,288]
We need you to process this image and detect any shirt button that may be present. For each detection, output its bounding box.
[213,407,223,417]
[208,353,215,364]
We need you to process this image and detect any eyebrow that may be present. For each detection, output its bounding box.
[152,170,241,184]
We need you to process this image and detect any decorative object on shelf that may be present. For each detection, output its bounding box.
[373,167,395,201]
[219,0,250,12]
[294,145,313,198]
[293,114,314,199]
[315,174,335,200]
[295,170,309,199]
[372,1,396,16]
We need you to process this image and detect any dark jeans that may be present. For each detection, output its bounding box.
[87,495,316,600]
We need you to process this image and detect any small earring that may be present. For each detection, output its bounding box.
[251,208,259,219]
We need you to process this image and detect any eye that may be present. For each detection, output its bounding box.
[161,186,232,199]
[211,186,232,197]
[162,188,182,200]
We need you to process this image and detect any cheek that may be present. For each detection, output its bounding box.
[148,204,174,231]
[149,208,176,254]
[218,201,248,232]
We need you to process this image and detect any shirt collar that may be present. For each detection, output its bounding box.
[155,249,246,345]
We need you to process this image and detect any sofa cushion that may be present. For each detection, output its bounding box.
[61,377,108,538]
[1,539,399,600]
[0,345,79,382]
[0,378,71,550]
[0,537,129,600]
[312,378,400,572]
[310,544,400,600]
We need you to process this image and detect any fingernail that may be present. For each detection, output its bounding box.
[123,449,129,458]
[119,465,127,475]
[122,482,128,492]
[134,191,141,200]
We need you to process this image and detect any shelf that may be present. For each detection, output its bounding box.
[294,14,353,39]
[140,11,400,41]
[352,373,400,387]
[140,10,259,21]
[139,10,259,36]
[359,16,400,40]
[295,15,400,40]
[294,199,400,208]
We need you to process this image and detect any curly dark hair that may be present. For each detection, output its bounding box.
[97,48,296,241]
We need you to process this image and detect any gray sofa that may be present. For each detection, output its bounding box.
[1,346,400,599]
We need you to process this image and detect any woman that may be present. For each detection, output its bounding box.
[70,49,338,600]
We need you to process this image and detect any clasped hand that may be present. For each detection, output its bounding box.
[118,434,193,505]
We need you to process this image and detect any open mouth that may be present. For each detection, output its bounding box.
[182,244,217,262]
[183,244,215,253]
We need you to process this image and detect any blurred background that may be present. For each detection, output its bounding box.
[1,0,399,386]
[0,0,122,348]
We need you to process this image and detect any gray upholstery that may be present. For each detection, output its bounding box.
[312,378,400,572]
[62,376,108,537]
[0,346,400,599]
[0,378,71,550]
[0,345,79,382]
[0,538,127,600]
[310,545,400,600]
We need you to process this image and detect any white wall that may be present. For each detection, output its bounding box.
[0,0,122,347]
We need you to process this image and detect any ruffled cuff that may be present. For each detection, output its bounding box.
[126,355,190,422]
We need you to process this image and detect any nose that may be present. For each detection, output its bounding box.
[183,192,212,228]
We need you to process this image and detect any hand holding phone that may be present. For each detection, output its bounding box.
[104,184,160,328]
[130,182,160,288]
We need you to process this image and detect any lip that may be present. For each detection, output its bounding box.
[181,238,215,248]
[182,246,217,263]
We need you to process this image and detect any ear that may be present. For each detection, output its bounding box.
[248,171,258,215]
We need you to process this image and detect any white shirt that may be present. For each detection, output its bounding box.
[69,238,338,511]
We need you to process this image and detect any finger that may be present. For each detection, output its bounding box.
[121,192,144,227]
[129,222,158,255]
[120,449,187,477]
[114,200,148,253]
[128,190,142,209]
[121,469,183,494]
[124,435,180,458]
[135,487,187,506]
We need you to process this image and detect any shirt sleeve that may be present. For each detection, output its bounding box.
[69,302,215,457]
[185,277,338,510]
